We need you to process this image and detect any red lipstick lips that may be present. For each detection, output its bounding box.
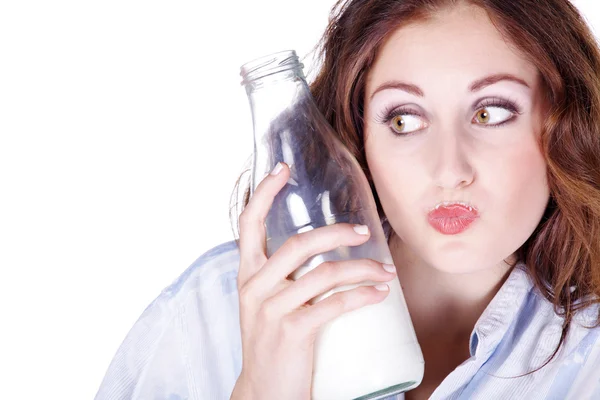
[427,203,479,235]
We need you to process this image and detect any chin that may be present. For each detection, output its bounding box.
[428,258,490,275]
[424,243,513,275]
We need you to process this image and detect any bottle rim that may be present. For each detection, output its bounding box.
[240,50,304,86]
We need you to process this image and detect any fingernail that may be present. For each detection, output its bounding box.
[383,264,396,274]
[353,224,369,235]
[270,162,283,175]
[375,284,389,291]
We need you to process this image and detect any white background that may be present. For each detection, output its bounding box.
[0,1,597,399]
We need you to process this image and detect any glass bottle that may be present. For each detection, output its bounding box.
[240,50,424,400]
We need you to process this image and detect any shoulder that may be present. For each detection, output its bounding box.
[548,301,600,398]
[478,262,600,368]
[521,269,600,395]
[466,265,600,398]
[159,240,241,307]
[518,265,600,356]
[95,240,242,400]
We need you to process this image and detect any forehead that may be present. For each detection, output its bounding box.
[366,4,539,94]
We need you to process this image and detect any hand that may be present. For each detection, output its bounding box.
[229,162,397,400]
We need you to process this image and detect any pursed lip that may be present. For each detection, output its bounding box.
[427,202,480,235]
[427,201,479,215]
[428,204,479,219]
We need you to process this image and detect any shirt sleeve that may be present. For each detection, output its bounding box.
[95,242,242,400]
[94,294,195,400]
[94,242,244,400]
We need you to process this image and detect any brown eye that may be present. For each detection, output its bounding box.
[391,115,405,133]
[473,106,514,126]
[382,110,427,135]
[476,108,490,123]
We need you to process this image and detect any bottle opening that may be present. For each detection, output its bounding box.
[240,50,304,86]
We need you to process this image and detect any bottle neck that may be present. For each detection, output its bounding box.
[246,75,310,136]
[240,50,305,86]
[240,50,313,195]
[241,50,309,126]
[244,66,307,92]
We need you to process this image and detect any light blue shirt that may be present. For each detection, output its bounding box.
[95,241,600,399]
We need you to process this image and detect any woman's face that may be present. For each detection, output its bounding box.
[364,4,550,274]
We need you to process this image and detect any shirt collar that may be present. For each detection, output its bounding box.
[469,262,534,358]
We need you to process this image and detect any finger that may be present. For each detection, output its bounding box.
[247,223,372,298]
[238,162,290,286]
[265,259,396,315]
[293,284,390,337]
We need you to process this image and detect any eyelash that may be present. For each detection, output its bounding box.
[375,97,524,137]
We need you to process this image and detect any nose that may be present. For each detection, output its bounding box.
[431,131,474,190]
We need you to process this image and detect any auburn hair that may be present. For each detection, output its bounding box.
[231,0,600,375]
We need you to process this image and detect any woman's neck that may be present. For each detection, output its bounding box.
[389,234,515,341]
[388,233,515,399]
[388,232,514,342]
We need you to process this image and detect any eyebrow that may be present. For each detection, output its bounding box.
[369,73,531,100]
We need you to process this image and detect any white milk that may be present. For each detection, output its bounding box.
[272,226,425,400]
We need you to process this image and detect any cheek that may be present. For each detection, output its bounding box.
[486,138,549,224]
[365,138,426,218]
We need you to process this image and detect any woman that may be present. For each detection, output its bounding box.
[95,0,600,399]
